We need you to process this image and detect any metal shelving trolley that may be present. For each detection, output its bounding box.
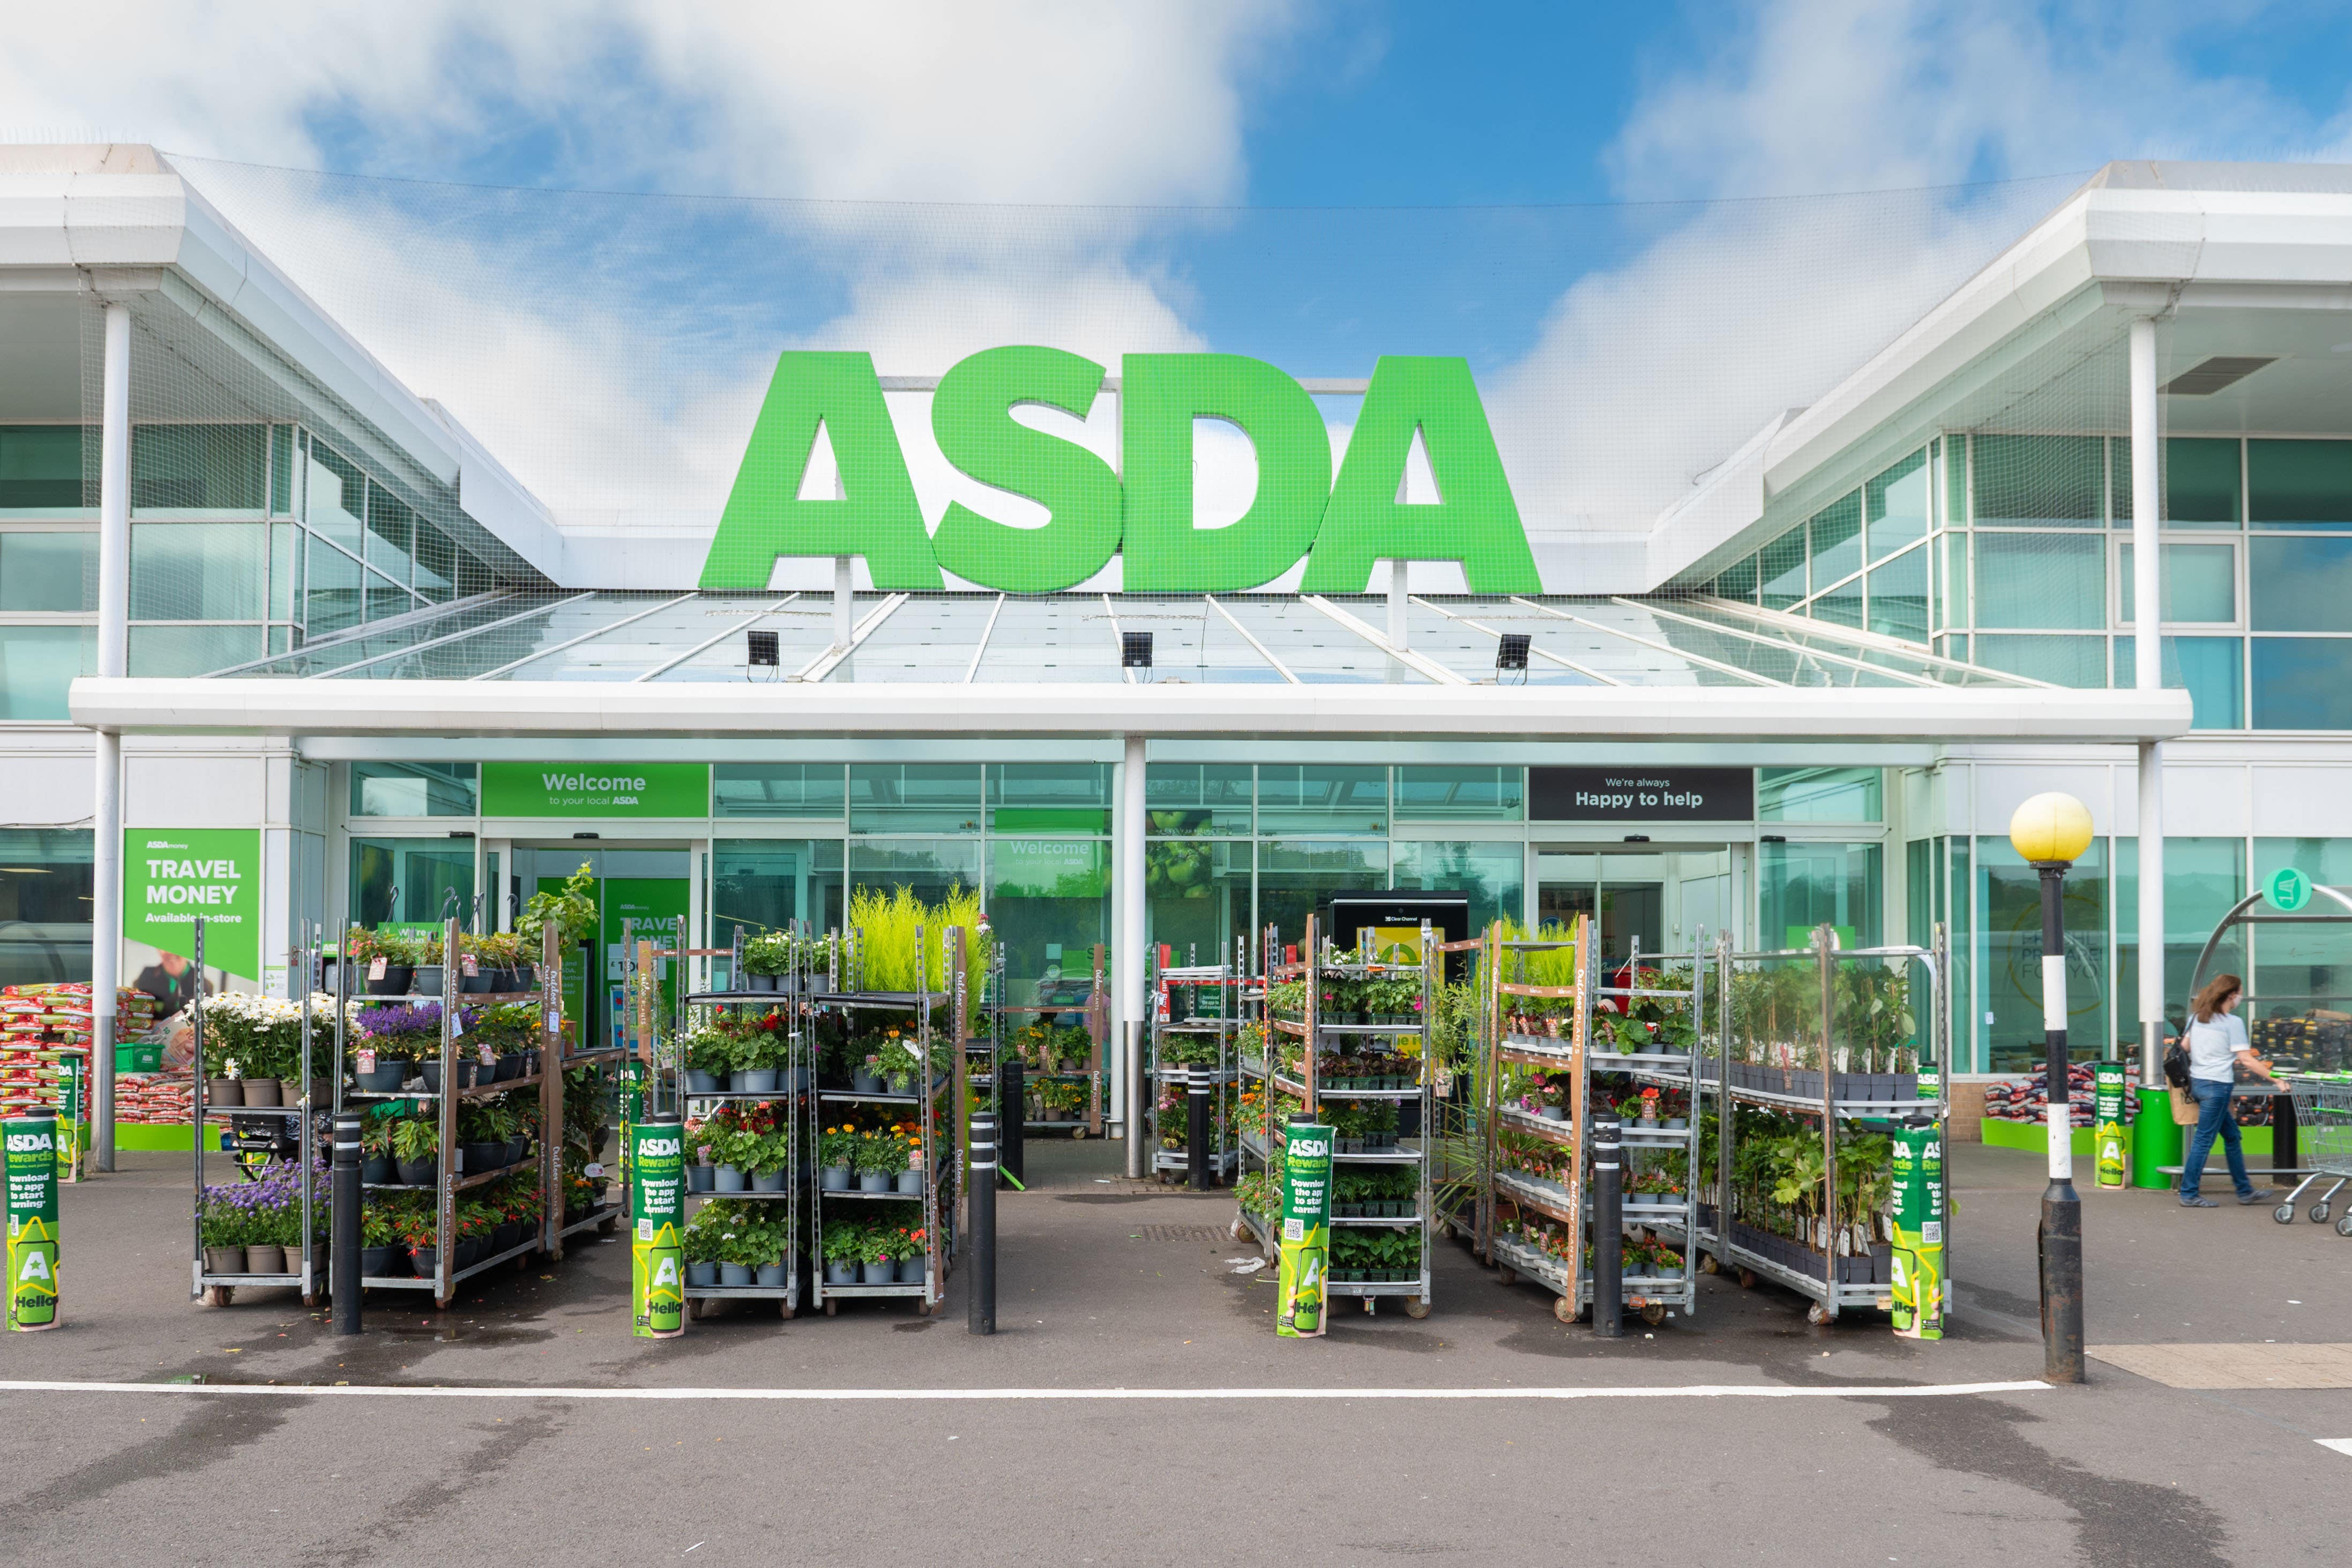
[1147,940,1244,1185]
[1703,925,1949,1325]
[996,943,1106,1138]
[1240,915,1434,1320]
[1477,914,1594,1325]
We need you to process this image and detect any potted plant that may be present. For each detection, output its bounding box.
[349,927,414,997]
[360,1205,406,1277]
[198,1190,248,1275]
[895,1227,926,1285]
[749,1121,790,1193]
[682,1025,729,1094]
[855,1130,898,1193]
[404,1214,440,1279]
[392,1113,439,1186]
[741,930,793,992]
[858,1225,898,1286]
[685,1122,716,1192]
[893,1125,925,1195]
[819,1125,856,1191]
[710,1117,752,1193]
[360,1114,396,1185]
[683,1211,722,1288]
[730,1021,781,1095]
[821,1220,863,1286]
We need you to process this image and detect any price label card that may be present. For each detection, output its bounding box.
[357,1048,377,1073]
[478,1042,497,1067]
[585,1162,603,1178]
[460,953,479,978]
[368,957,387,981]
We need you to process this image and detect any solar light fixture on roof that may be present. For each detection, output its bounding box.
[1496,632,1530,684]
[1122,632,1154,670]
[746,629,779,666]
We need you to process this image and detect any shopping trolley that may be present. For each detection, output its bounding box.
[2273,1074,2352,1234]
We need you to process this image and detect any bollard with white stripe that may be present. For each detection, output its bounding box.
[331,1111,363,1335]
[968,1112,996,1335]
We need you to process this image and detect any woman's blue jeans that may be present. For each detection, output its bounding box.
[2179,1079,2252,1199]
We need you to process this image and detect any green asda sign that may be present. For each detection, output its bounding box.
[482,762,711,818]
[700,349,1541,594]
[124,828,261,982]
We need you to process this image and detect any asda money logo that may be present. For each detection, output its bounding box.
[700,348,1540,595]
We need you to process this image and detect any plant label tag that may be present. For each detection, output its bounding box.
[357,1048,377,1073]
[544,1008,561,1033]
[460,954,479,978]
[368,958,387,981]
[585,1162,603,1178]
[479,1042,496,1067]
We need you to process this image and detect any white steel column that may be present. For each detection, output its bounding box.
[2129,317,2166,1084]
[833,556,854,648]
[92,302,131,1171]
[1115,733,1147,1146]
[1387,559,1409,650]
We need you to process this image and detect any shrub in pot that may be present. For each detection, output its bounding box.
[821,1220,864,1286]
[391,1114,439,1185]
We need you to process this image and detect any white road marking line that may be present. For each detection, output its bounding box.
[0,1378,2051,1403]
[2318,1438,2352,1458]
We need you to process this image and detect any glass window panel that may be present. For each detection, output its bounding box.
[989,837,1108,1004]
[713,764,847,819]
[128,521,267,621]
[304,539,363,638]
[1256,764,1387,836]
[847,838,982,910]
[2251,637,2352,729]
[2167,437,2242,528]
[456,551,497,598]
[1972,633,2108,688]
[1948,837,1975,1070]
[1946,433,1969,527]
[303,441,365,555]
[1808,492,1862,587]
[1147,839,1252,970]
[1145,763,1252,837]
[349,838,476,929]
[0,426,84,510]
[363,482,415,585]
[1391,840,1523,933]
[1759,840,1882,950]
[2249,438,2352,528]
[972,596,1122,683]
[1395,765,1524,820]
[1865,543,1927,640]
[1759,766,1882,822]
[267,625,290,655]
[2119,542,2236,624]
[131,424,265,512]
[2115,836,2243,1048]
[350,761,478,818]
[1865,449,1930,560]
[268,427,294,516]
[1974,532,2104,628]
[0,829,94,988]
[1808,572,1864,629]
[1712,555,1758,603]
[1973,434,2101,527]
[1758,525,1806,609]
[0,531,96,611]
[1213,597,1430,684]
[0,625,93,720]
[2249,536,2352,631]
[848,764,982,834]
[269,523,303,622]
[365,571,413,623]
[2113,636,2243,729]
[987,763,1110,833]
[127,623,263,676]
[1943,532,1969,628]
[1974,835,2107,1073]
[413,521,455,603]
[828,594,1000,683]
[712,840,845,971]
[2250,838,2352,1035]
[1257,839,1389,944]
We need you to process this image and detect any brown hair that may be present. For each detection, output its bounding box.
[2191,973,2243,1024]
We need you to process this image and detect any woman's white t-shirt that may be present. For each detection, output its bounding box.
[2185,1012,2248,1082]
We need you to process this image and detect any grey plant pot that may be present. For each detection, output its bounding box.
[851,1070,884,1094]
[685,1069,721,1093]
[686,1260,719,1287]
[734,1069,780,1094]
[820,1166,851,1191]
[752,1169,787,1193]
[858,1173,891,1193]
[745,973,776,992]
[719,1263,755,1287]
[755,1261,787,1288]
[898,1256,926,1285]
[355,1064,408,1093]
[895,1168,924,1195]
[858,1260,894,1286]
[825,1260,858,1286]
[714,1166,748,1192]
[687,1164,714,1192]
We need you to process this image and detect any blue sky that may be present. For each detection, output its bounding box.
[10,1,2352,534]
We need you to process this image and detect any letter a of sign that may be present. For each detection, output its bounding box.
[1303,356,1540,593]
[700,352,943,590]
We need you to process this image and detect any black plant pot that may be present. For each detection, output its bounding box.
[512,963,536,991]
[397,1157,437,1186]
[507,1136,531,1167]
[461,970,498,994]
[361,1153,394,1185]
[410,1245,438,1275]
[460,1140,503,1173]
[410,966,445,997]
[365,966,414,997]
[745,972,776,992]
[420,1061,443,1093]
[360,1244,395,1276]
[497,1053,526,1082]
[454,1238,484,1271]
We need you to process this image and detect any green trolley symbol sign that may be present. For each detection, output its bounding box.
[2264,867,2313,913]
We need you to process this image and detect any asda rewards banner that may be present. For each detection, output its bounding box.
[1890,1122,1945,1341]
[6,1117,60,1331]
[483,762,710,818]
[1276,1118,1334,1339]
[124,829,261,984]
[2094,1063,2127,1189]
[630,1116,684,1338]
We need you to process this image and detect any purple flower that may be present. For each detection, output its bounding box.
[356,1002,441,1040]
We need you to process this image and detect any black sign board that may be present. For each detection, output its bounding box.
[1529,766,1753,823]
[1325,892,1473,981]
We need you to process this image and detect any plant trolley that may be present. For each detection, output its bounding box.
[1237,915,1435,1320]
[995,943,1106,1138]
[1148,940,1245,1184]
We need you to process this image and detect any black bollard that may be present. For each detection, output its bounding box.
[1593,1116,1623,1339]
[968,1111,996,1335]
[332,1111,363,1335]
[999,1059,1025,1190]
[1188,1069,1214,1189]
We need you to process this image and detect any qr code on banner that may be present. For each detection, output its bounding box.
[637,1219,654,1241]
[1923,1222,1943,1244]
[1283,1219,1303,1242]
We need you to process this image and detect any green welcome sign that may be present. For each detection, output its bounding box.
[700,349,1542,594]
[123,828,262,982]
[482,762,711,818]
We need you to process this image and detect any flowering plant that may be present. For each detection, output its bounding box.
[354,1000,442,1061]
[193,991,334,1082]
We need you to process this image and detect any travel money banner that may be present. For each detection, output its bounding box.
[630,1116,684,1338]
[1275,1116,1333,1339]
[1889,1121,1945,1341]
[123,828,262,985]
[2093,1063,2127,1189]
[6,1116,61,1331]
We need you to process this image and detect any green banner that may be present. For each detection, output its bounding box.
[6,1117,60,1331]
[483,762,709,818]
[123,828,262,982]
[2094,1063,2127,1189]
[1890,1121,1945,1341]
[630,1116,684,1338]
[1275,1118,1333,1339]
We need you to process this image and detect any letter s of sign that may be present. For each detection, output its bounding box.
[930,347,1123,594]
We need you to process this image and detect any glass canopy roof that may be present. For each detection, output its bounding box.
[213,591,2040,690]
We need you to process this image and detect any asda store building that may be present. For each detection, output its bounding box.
[13,150,2352,1156]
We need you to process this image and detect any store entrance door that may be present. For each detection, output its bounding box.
[1535,844,1743,970]
[513,846,693,1053]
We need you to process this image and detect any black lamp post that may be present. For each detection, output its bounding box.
[2010,792,2093,1384]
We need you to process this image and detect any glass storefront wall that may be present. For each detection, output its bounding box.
[349,837,476,929]
[1975,836,2109,1073]
[0,828,93,988]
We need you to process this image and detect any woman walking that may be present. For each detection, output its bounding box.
[2178,973,2278,1207]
